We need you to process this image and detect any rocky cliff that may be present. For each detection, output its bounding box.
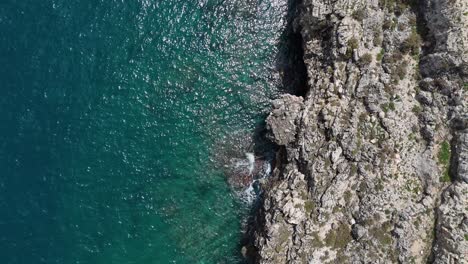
[251,0,467,263]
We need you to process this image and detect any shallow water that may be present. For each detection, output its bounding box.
[0,0,287,263]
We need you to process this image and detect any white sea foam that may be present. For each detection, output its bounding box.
[263,163,271,177]
[246,152,255,175]
[242,183,256,204]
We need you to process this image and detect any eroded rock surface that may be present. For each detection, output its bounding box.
[251,0,467,263]
[266,95,304,146]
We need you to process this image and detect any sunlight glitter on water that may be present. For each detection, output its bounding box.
[0,0,288,263]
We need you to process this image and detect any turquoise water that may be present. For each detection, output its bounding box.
[0,0,287,263]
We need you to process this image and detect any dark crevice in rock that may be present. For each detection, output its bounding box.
[251,118,279,160]
[285,30,308,97]
[241,208,263,264]
[276,0,308,97]
[450,121,467,183]
[427,196,442,263]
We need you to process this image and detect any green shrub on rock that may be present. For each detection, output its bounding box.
[324,223,352,249]
[377,49,385,61]
[359,53,373,67]
[402,31,422,55]
[395,62,408,80]
[345,37,359,60]
[352,9,365,22]
[438,141,452,182]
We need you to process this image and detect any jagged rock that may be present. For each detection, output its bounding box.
[431,182,468,264]
[453,130,468,183]
[265,95,304,146]
[351,224,367,241]
[416,91,433,106]
[250,0,468,263]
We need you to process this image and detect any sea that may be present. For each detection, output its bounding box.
[0,0,289,263]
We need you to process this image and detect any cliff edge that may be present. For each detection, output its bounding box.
[252,0,467,263]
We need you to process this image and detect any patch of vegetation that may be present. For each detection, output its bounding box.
[438,141,451,165]
[344,190,352,204]
[350,163,358,176]
[412,105,422,115]
[345,37,359,60]
[402,31,422,56]
[440,172,451,184]
[395,2,410,16]
[374,212,382,222]
[464,82,468,91]
[384,84,395,96]
[394,62,408,80]
[383,51,403,65]
[438,141,452,183]
[380,102,395,113]
[349,38,359,49]
[376,179,384,192]
[324,223,352,249]
[377,49,385,61]
[365,164,371,172]
[397,22,407,31]
[381,103,389,113]
[383,19,393,30]
[379,0,417,14]
[359,112,368,123]
[404,178,421,196]
[363,217,374,227]
[373,29,383,47]
[278,226,291,245]
[408,15,417,27]
[382,221,392,231]
[414,217,421,229]
[304,201,315,214]
[359,182,367,193]
[332,206,342,214]
[379,0,396,11]
[370,224,393,246]
[415,85,421,94]
[335,253,350,263]
[311,231,324,247]
[352,9,366,22]
[391,17,398,30]
[275,225,291,253]
[408,133,418,142]
[359,53,373,67]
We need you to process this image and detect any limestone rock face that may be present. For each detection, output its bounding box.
[266,95,304,146]
[251,0,467,263]
[431,182,468,264]
[455,132,468,183]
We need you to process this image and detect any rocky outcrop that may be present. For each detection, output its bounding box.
[421,1,468,262]
[251,0,467,263]
[266,95,305,146]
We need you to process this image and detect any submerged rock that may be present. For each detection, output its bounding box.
[225,153,272,191]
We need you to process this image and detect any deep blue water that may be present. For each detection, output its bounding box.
[0,0,287,263]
